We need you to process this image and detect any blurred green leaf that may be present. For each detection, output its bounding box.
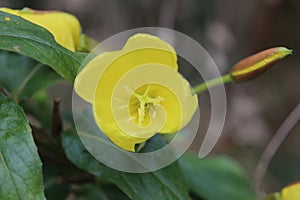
[0,11,86,81]
[97,183,131,200]
[44,180,70,200]
[42,161,72,200]
[73,183,130,200]
[0,94,45,199]
[0,51,62,100]
[263,193,281,200]
[179,153,257,200]
[62,128,191,200]
[20,90,52,130]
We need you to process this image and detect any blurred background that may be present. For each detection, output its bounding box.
[1,0,299,196]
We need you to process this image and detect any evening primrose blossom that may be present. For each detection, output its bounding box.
[75,34,198,152]
[0,7,81,51]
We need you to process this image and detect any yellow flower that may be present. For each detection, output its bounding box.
[0,7,81,52]
[75,34,198,152]
[281,182,300,200]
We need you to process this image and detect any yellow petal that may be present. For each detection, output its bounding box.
[74,51,121,103]
[75,33,177,103]
[281,183,300,200]
[0,7,81,51]
[157,79,198,133]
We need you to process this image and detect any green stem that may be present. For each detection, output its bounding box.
[193,74,233,95]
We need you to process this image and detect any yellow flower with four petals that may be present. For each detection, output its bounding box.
[75,34,198,151]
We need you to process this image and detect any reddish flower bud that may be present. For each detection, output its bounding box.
[231,47,292,82]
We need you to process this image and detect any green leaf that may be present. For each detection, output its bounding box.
[0,11,86,81]
[0,51,62,100]
[62,128,191,200]
[0,94,45,200]
[179,153,257,200]
[72,183,130,200]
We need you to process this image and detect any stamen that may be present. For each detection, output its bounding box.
[130,85,165,126]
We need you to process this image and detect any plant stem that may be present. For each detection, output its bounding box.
[253,102,300,194]
[51,97,63,137]
[192,74,233,95]
[0,86,10,97]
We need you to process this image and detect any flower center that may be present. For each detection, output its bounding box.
[130,85,164,126]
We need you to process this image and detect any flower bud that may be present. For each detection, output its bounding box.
[231,47,292,82]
